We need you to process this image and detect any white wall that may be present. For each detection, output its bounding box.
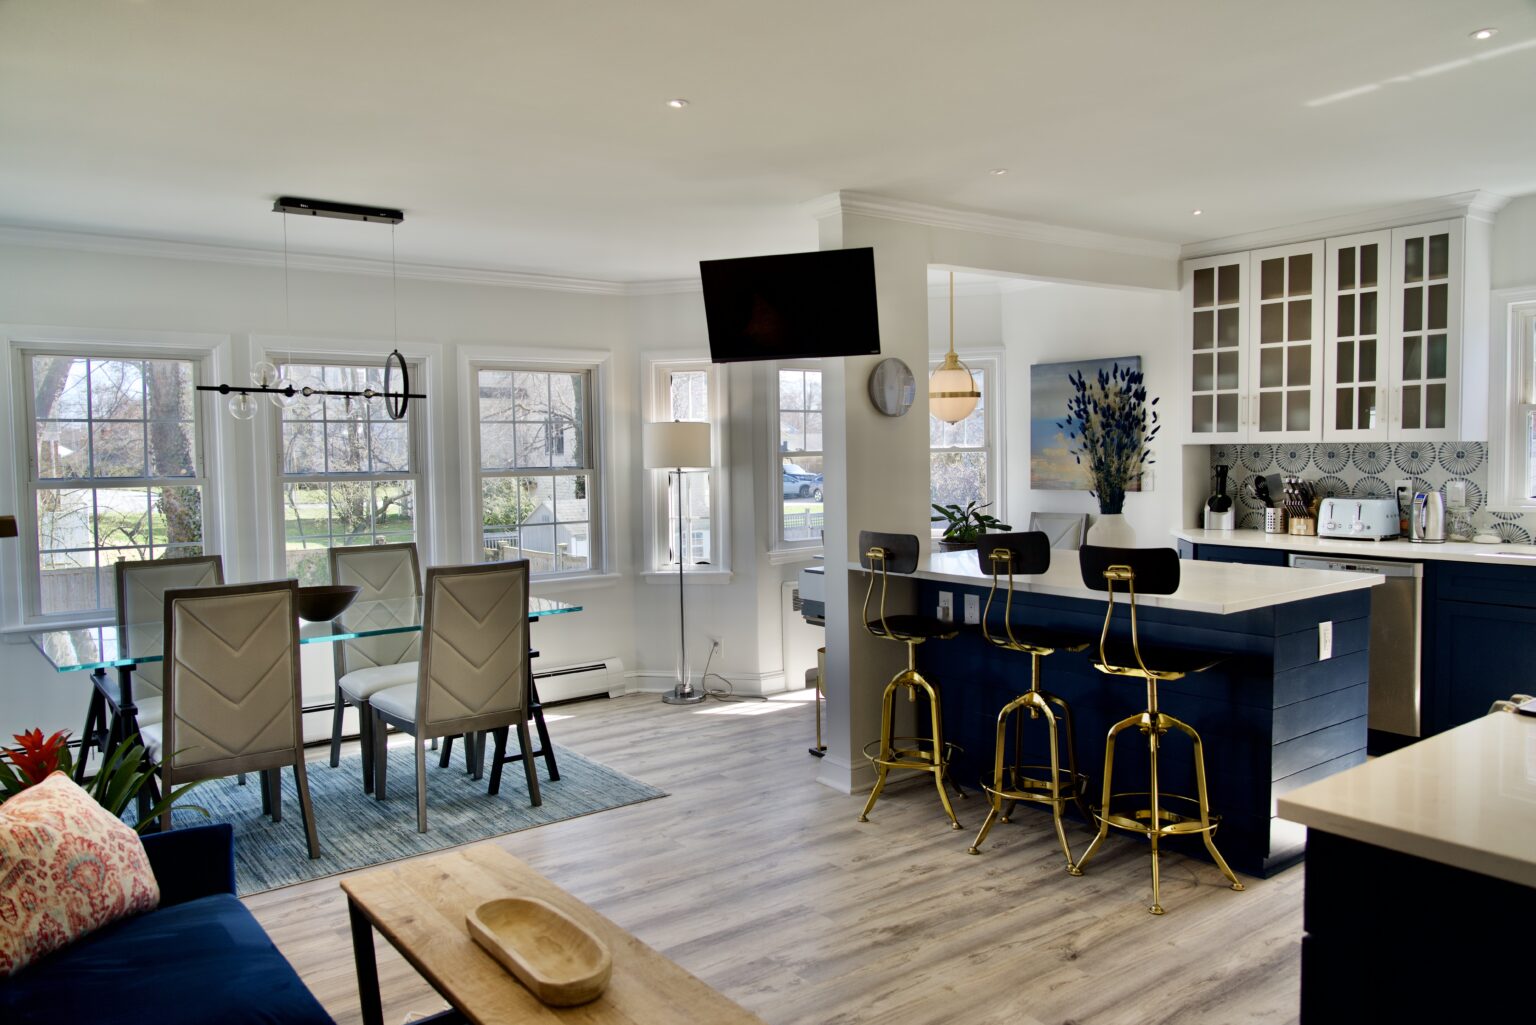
[1491,193,1536,290]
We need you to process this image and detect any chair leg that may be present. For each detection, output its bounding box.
[261,769,272,815]
[1148,724,1163,916]
[264,768,283,823]
[237,773,247,786]
[967,700,1015,855]
[858,678,899,823]
[488,727,509,797]
[372,711,389,800]
[293,759,321,859]
[329,685,346,768]
[471,732,486,781]
[1035,697,1080,874]
[438,734,454,769]
[1046,692,1094,826]
[1167,715,1246,894]
[515,721,541,806]
[414,736,428,834]
[159,767,173,834]
[918,678,961,830]
[530,677,559,781]
[1073,713,1139,875]
[359,701,375,795]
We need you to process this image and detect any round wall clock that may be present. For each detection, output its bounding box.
[867,358,916,417]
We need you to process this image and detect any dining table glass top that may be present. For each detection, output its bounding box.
[33,595,583,673]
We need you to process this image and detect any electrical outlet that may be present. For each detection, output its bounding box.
[1318,620,1333,661]
[1395,479,1413,499]
[963,593,980,625]
[937,591,954,623]
[1445,480,1468,509]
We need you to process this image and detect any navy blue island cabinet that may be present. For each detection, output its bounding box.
[911,577,1370,878]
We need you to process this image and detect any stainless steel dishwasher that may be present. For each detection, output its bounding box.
[1288,554,1423,737]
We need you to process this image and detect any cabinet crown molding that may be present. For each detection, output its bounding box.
[1180,191,1510,262]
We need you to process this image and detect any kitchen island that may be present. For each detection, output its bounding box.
[1277,710,1536,1023]
[851,551,1382,876]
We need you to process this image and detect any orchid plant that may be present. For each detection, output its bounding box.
[1056,362,1160,515]
[0,728,207,834]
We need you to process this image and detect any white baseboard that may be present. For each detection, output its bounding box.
[625,669,795,696]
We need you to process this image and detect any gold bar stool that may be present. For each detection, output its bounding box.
[1071,545,1245,915]
[966,532,1093,871]
[857,530,965,830]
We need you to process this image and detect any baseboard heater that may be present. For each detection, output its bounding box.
[533,658,624,704]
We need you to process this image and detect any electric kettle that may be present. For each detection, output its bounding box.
[1411,491,1447,544]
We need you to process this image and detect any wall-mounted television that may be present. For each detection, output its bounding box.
[700,247,880,363]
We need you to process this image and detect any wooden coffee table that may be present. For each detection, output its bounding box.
[341,845,767,1025]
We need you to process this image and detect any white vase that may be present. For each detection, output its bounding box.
[1087,512,1137,548]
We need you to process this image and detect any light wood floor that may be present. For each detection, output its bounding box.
[245,692,1305,1025]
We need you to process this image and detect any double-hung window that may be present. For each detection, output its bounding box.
[649,361,722,571]
[1492,290,1536,508]
[24,351,207,618]
[775,364,824,548]
[472,365,598,576]
[929,358,1000,519]
[277,360,423,584]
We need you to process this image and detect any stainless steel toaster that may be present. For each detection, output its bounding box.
[1318,497,1400,540]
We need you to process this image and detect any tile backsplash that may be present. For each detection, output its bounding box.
[1206,441,1535,543]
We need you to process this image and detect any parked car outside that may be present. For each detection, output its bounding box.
[782,463,823,501]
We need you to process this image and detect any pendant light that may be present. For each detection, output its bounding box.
[197,197,425,420]
[929,271,980,423]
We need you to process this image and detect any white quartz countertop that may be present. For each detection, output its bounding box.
[1278,712,1536,888]
[847,549,1381,615]
[1175,527,1536,566]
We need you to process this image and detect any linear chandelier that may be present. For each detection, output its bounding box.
[197,197,425,421]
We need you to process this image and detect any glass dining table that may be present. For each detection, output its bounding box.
[33,594,583,781]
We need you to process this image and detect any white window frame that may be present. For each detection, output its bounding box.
[644,356,729,578]
[267,350,428,585]
[1488,288,1536,510]
[467,357,605,580]
[928,350,1006,534]
[770,360,825,557]
[1,327,232,629]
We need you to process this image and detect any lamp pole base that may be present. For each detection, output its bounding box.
[661,682,707,705]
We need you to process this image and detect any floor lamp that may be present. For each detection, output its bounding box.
[643,420,713,705]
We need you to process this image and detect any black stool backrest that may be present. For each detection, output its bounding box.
[1078,545,1180,595]
[975,531,1051,577]
[858,531,919,574]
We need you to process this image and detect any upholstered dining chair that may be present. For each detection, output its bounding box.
[143,579,320,859]
[114,554,225,733]
[330,542,422,791]
[368,560,540,833]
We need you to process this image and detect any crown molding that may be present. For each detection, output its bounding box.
[1180,190,1512,260]
[806,190,1179,260]
[0,223,701,296]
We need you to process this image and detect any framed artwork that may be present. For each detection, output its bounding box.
[1030,355,1142,491]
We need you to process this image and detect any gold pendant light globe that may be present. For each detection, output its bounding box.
[929,363,979,423]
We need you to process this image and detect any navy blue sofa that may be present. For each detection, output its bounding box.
[0,823,334,1025]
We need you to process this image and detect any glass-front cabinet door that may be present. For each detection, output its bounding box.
[1390,219,1462,441]
[1324,231,1390,441]
[1187,253,1247,442]
[1247,241,1324,441]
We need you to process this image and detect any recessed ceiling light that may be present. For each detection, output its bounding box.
[666,98,689,109]
[988,168,1008,176]
[1470,27,1498,40]
[1192,209,1204,216]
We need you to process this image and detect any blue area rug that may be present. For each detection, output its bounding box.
[149,745,665,895]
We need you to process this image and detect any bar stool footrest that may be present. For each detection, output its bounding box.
[983,766,1088,807]
[861,737,961,771]
[1093,792,1221,838]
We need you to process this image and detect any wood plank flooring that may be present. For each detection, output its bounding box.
[244,692,1305,1025]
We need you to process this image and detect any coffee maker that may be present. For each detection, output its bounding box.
[1205,464,1235,531]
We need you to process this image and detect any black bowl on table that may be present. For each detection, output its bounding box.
[296,584,361,622]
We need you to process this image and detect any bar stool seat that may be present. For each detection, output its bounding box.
[964,532,1094,871]
[1071,544,1245,915]
[856,530,966,830]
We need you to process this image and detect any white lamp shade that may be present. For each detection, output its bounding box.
[643,420,712,469]
[929,365,980,423]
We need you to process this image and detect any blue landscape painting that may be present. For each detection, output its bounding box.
[1030,355,1142,491]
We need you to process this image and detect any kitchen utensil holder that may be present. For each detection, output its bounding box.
[1288,516,1317,536]
[1264,508,1289,534]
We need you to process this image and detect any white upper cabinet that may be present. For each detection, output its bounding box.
[1324,231,1391,441]
[1187,252,1247,443]
[1248,241,1325,442]
[1184,211,1492,443]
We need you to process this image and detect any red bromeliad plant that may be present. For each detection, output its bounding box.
[0,728,207,834]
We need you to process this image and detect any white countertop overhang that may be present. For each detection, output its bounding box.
[848,550,1381,616]
[1278,712,1536,889]
[1175,527,1536,567]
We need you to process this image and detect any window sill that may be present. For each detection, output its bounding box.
[527,572,622,592]
[2,617,112,637]
[768,547,823,566]
[642,569,735,585]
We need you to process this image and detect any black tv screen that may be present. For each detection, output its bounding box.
[700,247,880,363]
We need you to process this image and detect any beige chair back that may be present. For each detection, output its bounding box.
[161,580,302,779]
[115,555,224,699]
[416,561,530,737]
[329,543,422,678]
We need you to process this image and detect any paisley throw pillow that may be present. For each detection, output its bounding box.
[0,771,160,975]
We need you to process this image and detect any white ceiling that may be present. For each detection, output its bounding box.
[3,0,1534,284]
